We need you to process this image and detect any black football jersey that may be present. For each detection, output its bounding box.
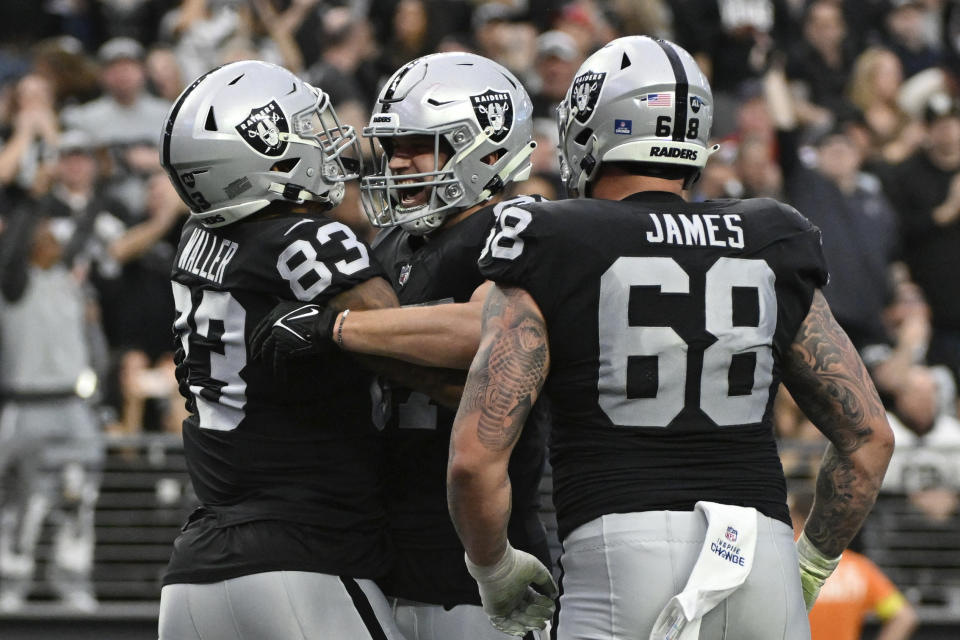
[166,211,390,583]
[372,196,552,607]
[478,192,828,541]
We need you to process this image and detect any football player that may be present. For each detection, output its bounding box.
[155,60,406,639]
[250,52,554,639]
[447,36,895,638]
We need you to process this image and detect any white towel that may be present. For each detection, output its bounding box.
[648,502,758,640]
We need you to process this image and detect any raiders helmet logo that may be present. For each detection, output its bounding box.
[235,100,289,157]
[571,71,606,123]
[470,90,513,143]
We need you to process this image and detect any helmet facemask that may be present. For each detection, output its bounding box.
[276,86,363,210]
[359,52,537,236]
[361,122,467,235]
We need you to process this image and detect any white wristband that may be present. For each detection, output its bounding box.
[796,532,841,578]
[465,542,515,582]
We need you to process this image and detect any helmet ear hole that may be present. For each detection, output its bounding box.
[270,158,301,173]
[204,107,218,131]
[482,148,506,165]
[574,127,593,146]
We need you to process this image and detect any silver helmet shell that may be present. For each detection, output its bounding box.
[160,60,362,228]
[361,52,535,235]
[558,36,716,198]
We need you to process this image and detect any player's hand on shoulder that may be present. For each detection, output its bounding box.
[465,544,558,636]
[249,301,339,376]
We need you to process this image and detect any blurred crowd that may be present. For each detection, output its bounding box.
[0,0,958,623]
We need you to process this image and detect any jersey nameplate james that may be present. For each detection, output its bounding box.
[646,212,744,248]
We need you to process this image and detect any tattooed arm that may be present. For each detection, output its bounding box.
[781,290,894,557]
[447,283,550,565]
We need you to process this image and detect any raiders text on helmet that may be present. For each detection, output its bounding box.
[360,52,536,235]
[160,60,362,228]
[557,36,718,197]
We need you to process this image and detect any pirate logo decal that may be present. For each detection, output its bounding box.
[236,100,288,157]
[470,89,513,143]
[570,71,606,123]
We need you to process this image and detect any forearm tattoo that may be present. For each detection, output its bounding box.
[782,290,889,556]
[461,286,548,451]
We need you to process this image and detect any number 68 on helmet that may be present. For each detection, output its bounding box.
[159,60,362,228]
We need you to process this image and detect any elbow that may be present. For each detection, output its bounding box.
[857,418,896,493]
[874,418,896,470]
[447,450,482,490]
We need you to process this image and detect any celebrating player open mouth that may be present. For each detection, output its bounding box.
[396,178,429,211]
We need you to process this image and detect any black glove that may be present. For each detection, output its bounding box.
[249,301,339,376]
[173,343,196,414]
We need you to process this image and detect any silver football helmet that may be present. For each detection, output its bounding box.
[160,60,361,228]
[558,36,718,198]
[360,52,535,235]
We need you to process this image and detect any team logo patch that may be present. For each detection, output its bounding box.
[614,119,632,135]
[571,71,606,123]
[691,96,703,113]
[235,100,288,157]
[398,264,412,287]
[725,526,738,542]
[470,89,513,143]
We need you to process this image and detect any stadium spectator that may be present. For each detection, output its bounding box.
[159,0,245,85]
[787,125,902,351]
[882,365,960,523]
[0,209,105,613]
[61,37,169,149]
[862,278,939,405]
[303,6,379,141]
[30,37,100,109]
[884,0,944,79]
[672,0,795,132]
[0,73,59,200]
[530,29,582,120]
[848,46,925,165]
[145,45,185,103]
[304,7,379,108]
[736,133,784,198]
[98,172,189,438]
[790,491,919,640]
[882,93,960,386]
[785,0,858,122]
[470,2,537,76]
[381,0,438,74]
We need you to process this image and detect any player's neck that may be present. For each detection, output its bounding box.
[590,174,685,201]
[440,195,502,231]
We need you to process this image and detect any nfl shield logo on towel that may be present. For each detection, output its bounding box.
[725,526,738,542]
